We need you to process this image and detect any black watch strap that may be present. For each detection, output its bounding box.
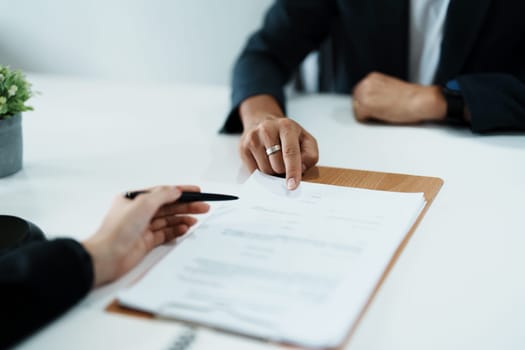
[442,85,466,124]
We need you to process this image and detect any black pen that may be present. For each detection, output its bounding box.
[124,190,238,203]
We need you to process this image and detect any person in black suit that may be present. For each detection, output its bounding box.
[222,0,525,190]
[0,185,209,348]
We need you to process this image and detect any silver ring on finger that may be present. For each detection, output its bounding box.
[265,144,282,156]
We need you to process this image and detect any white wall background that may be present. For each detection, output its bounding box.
[0,0,273,85]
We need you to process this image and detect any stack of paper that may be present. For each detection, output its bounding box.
[119,171,426,349]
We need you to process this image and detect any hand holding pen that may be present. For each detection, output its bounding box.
[84,185,212,286]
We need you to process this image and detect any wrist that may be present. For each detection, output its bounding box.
[241,112,284,130]
[414,85,448,121]
[83,237,116,287]
[239,95,285,129]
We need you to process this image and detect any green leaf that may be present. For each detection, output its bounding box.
[0,65,34,119]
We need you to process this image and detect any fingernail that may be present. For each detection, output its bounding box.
[287,178,297,190]
[302,163,307,173]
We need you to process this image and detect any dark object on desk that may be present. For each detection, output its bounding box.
[125,191,239,202]
[0,215,45,253]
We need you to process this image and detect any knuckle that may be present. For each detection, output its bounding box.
[238,146,251,161]
[188,202,201,211]
[358,93,372,108]
[243,131,259,149]
[238,137,249,153]
[360,80,373,95]
[367,71,380,80]
[277,118,296,132]
[259,126,274,143]
[283,146,300,158]
[177,203,190,212]
[306,132,318,146]
[237,141,247,156]
[158,185,171,193]
[304,152,319,165]
[238,138,248,153]
[247,139,258,150]
[258,119,275,129]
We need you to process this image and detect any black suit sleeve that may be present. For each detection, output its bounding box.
[0,239,93,348]
[221,0,337,133]
[457,71,525,132]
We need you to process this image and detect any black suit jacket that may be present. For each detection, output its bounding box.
[222,0,525,133]
[0,239,93,348]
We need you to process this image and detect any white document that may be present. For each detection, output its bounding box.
[119,171,426,349]
[15,309,283,350]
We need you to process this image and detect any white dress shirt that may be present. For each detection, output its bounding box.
[409,0,451,85]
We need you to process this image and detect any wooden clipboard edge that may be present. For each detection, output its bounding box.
[106,300,154,319]
[302,166,443,203]
[106,166,444,350]
[303,166,443,349]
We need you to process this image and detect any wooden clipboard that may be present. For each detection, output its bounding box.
[107,166,443,349]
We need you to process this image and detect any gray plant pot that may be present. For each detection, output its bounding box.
[0,113,23,178]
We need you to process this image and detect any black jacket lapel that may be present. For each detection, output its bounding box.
[346,0,409,81]
[373,0,410,79]
[434,0,492,84]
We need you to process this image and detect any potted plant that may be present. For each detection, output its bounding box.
[0,65,33,178]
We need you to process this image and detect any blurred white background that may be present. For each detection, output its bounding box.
[0,0,273,85]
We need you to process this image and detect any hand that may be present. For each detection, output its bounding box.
[83,185,209,287]
[352,72,447,124]
[239,95,319,190]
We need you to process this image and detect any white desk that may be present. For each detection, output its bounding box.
[1,74,524,350]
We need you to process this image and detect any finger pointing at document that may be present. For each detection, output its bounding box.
[238,95,319,190]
